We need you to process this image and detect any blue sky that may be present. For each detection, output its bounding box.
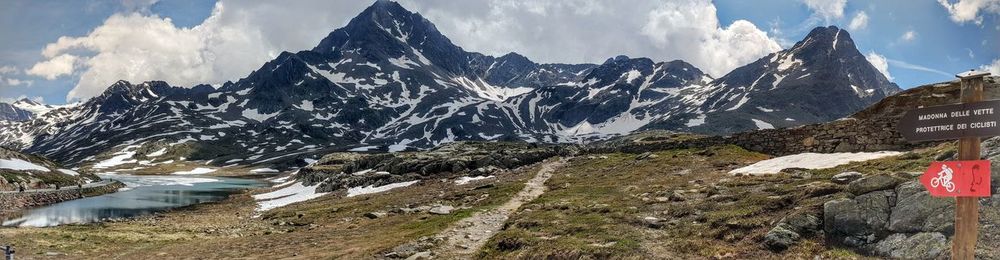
[0,0,997,104]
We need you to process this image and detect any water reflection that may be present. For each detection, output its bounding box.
[2,173,264,227]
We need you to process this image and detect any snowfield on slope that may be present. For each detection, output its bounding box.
[254,182,326,211]
[0,158,49,171]
[729,151,903,175]
[346,180,419,197]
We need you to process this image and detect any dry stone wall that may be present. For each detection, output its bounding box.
[0,181,124,212]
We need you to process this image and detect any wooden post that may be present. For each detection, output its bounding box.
[953,71,989,260]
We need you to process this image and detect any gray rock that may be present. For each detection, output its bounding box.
[823,191,894,246]
[763,212,820,251]
[643,216,664,229]
[799,181,842,198]
[847,175,904,195]
[635,152,658,160]
[874,232,949,259]
[429,205,454,215]
[935,150,957,161]
[364,211,387,219]
[780,213,821,235]
[764,225,800,251]
[406,252,432,260]
[385,237,437,259]
[888,181,954,234]
[832,171,863,184]
[471,166,501,176]
[668,190,687,202]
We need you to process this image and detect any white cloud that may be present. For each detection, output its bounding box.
[0,65,33,87]
[900,30,917,42]
[981,59,1000,75]
[802,0,847,22]
[0,66,17,74]
[848,11,869,31]
[30,1,378,101]
[865,51,893,81]
[6,78,33,87]
[638,0,781,76]
[937,0,1000,25]
[32,0,782,101]
[27,54,79,80]
[409,0,781,77]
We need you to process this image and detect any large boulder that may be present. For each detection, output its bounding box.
[847,174,904,195]
[763,213,821,251]
[763,213,820,251]
[873,232,949,259]
[823,190,895,246]
[888,181,955,234]
[763,225,800,251]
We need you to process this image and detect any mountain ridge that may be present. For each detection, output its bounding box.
[0,1,899,171]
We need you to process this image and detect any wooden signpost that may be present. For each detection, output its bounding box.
[898,70,992,260]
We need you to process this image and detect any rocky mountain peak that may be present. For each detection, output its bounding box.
[13,98,42,106]
[784,26,861,63]
[88,80,167,112]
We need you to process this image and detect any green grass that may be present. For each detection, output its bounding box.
[476,143,945,259]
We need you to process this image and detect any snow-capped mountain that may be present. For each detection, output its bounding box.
[683,26,901,133]
[0,1,899,168]
[0,102,33,121]
[0,98,75,122]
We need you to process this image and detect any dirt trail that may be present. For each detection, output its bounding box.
[429,157,568,258]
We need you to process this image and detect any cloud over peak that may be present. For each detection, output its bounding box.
[29,0,784,101]
[865,51,893,81]
[802,0,847,22]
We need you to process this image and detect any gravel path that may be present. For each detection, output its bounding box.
[429,157,568,258]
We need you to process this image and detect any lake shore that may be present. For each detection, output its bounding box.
[0,180,124,218]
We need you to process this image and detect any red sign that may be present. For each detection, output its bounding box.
[920,160,991,197]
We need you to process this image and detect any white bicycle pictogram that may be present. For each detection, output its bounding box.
[930,164,956,192]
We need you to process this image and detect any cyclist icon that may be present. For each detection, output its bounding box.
[930,164,957,193]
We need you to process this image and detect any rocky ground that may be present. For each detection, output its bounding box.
[4,136,1000,259]
[0,158,549,259]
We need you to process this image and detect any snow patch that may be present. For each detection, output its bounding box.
[242,108,279,122]
[685,114,707,127]
[751,119,774,129]
[0,158,49,171]
[349,145,378,152]
[172,167,217,175]
[254,182,327,211]
[297,100,314,111]
[729,151,903,175]
[147,148,167,157]
[93,145,141,169]
[57,169,79,176]
[346,180,419,197]
[455,175,494,185]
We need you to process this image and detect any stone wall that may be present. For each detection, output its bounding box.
[0,181,124,213]
[726,117,931,156]
[584,117,931,156]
